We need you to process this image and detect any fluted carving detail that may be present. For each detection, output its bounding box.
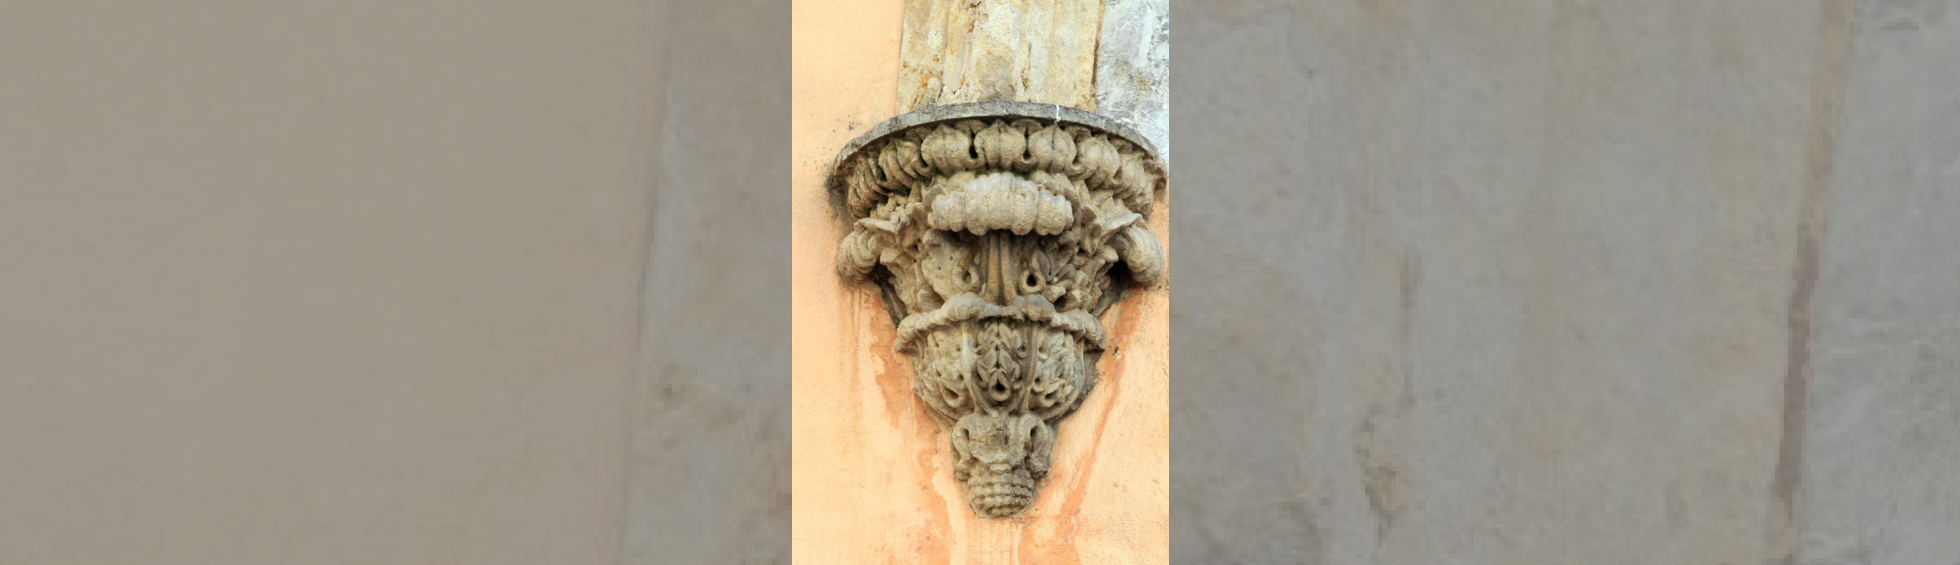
[832,103,1165,518]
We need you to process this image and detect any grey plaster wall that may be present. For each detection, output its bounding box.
[0,2,664,563]
[625,0,790,564]
[1800,1,1960,564]
[1169,1,1956,563]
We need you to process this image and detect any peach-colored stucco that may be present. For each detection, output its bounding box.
[791,1,1170,563]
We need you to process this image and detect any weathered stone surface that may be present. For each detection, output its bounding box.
[799,1,1165,561]
[898,0,1104,112]
[1798,2,1960,563]
[1094,0,1168,161]
[831,102,1165,518]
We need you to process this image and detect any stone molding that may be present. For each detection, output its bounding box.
[830,101,1166,518]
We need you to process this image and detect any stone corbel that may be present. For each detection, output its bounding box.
[830,102,1166,518]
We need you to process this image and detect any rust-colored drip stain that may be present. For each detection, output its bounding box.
[845,290,866,459]
[862,299,955,565]
[865,318,924,433]
[1018,293,1146,565]
[911,444,953,565]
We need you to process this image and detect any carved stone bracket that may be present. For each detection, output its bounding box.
[830,102,1166,518]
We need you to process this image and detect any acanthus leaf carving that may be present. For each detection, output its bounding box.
[831,102,1165,518]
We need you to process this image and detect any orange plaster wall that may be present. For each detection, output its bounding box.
[791,2,1170,563]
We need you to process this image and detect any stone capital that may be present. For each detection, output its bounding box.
[831,101,1165,518]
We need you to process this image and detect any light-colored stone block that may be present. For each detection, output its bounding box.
[898,0,1105,112]
[1095,0,1169,162]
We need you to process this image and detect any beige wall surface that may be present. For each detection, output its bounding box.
[0,2,665,563]
[791,1,1170,564]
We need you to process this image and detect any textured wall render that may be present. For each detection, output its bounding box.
[626,0,791,563]
[1173,1,1844,563]
[1798,1,1960,563]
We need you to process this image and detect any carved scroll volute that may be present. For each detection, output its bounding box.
[831,102,1165,518]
